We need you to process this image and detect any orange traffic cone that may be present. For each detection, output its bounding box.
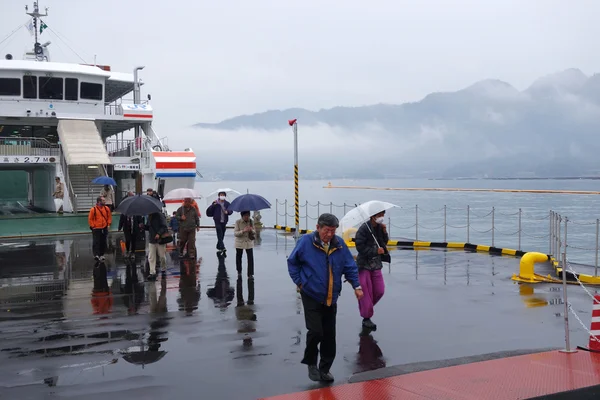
[589,294,600,352]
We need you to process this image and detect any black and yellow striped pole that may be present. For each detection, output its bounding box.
[288,118,300,239]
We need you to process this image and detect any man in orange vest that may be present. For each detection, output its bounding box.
[88,196,112,261]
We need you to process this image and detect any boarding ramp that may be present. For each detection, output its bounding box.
[57,119,112,213]
[67,165,105,212]
[57,119,111,165]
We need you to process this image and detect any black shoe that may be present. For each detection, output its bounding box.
[308,365,320,382]
[362,318,377,331]
[146,274,156,282]
[94,255,99,260]
[320,371,334,382]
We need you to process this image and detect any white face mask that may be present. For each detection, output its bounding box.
[375,216,384,224]
[219,196,226,201]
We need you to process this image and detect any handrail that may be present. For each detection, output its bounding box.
[59,146,77,214]
[142,124,166,151]
[0,137,60,156]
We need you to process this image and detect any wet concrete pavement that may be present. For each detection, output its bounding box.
[0,229,595,399]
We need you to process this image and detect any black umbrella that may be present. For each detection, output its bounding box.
[116,194,163,216]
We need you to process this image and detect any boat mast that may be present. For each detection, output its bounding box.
[25,2,48,50]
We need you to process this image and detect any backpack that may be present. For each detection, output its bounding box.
[206,204,214,218]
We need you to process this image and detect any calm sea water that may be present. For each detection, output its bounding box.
[195,179,600,266]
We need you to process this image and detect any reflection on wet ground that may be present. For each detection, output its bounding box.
[0,230,594,399]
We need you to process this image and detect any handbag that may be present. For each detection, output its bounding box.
[158,231,173,244]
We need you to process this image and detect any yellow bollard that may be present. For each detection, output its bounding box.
[511,252,549,283]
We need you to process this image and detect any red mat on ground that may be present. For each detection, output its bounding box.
[262,351,600,400]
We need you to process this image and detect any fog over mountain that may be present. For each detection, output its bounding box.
[183,69,600,180]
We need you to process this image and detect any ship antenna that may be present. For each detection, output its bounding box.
[25,1,48,51]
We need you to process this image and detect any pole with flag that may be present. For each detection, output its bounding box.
[24,19,34,36]
[288,118,300,239]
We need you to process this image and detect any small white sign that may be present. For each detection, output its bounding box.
[0,155,58,164]
[114,163,140,171]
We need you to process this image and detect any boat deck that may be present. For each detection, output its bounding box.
[0,229,597,399]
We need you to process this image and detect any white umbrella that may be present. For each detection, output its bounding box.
[337,200,399,238]
[207,188,241,199]
[163,188,202,201]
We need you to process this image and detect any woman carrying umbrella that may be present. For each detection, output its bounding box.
[228,193,270,278]
[354,210,389,331]
[234,211,255,278]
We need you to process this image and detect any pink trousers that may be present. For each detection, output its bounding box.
[358,269,385,319]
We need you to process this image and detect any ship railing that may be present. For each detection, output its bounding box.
[142,124,167,151]
[0,137,60,157]
[59,146,77,214]
[105,138,135,157]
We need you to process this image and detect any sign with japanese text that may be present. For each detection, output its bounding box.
[114,163,140,171]
[0,155,58,164]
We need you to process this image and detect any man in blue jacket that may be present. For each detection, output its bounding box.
[288,213,363,382]
[206,191,233,253]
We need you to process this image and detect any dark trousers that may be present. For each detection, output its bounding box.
[124,230,137,252]
[215,222,227,250]
[180,229,197,257]
[235,248,254,276]
[300,292,337,373]
[92,229,107,257]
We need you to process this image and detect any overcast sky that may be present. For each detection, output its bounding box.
[1,0,598,135]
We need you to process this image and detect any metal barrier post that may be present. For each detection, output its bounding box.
[329,202,332,214]
[549,210,553,255]
[594,219,600,276]
[305,200,309,230]
[415,205,419,241]
[518,208,522,251]
[564,217,568,262]
[285,199,288,227]
[557,215,561,269]
[388,216,392,237]
[443,205,447,242]
[343,203,347,215]
[560,245,576,353]
[317,201,320,218]
[491,207,495,247]
[276,199,279,226]
[467,205,470,243]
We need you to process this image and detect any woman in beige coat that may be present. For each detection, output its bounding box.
[234,211,255,277]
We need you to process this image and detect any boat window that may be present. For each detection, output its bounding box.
[39,77,64,100]
[65,78,78,100]
[0,125,59,144]
[80,82,102,100]
[22,75,37,99]
[0,78,21,96]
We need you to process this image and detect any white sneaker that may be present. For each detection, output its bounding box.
[100,255,106,261]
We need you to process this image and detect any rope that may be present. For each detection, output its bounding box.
[0,23,24,46]
[469,209,494,218]
[46,26,89,63]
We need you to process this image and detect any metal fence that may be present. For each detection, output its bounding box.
[274,199,600,268]
[0,137,60,157]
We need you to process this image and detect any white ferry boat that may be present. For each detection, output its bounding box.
[0,2,199,216]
